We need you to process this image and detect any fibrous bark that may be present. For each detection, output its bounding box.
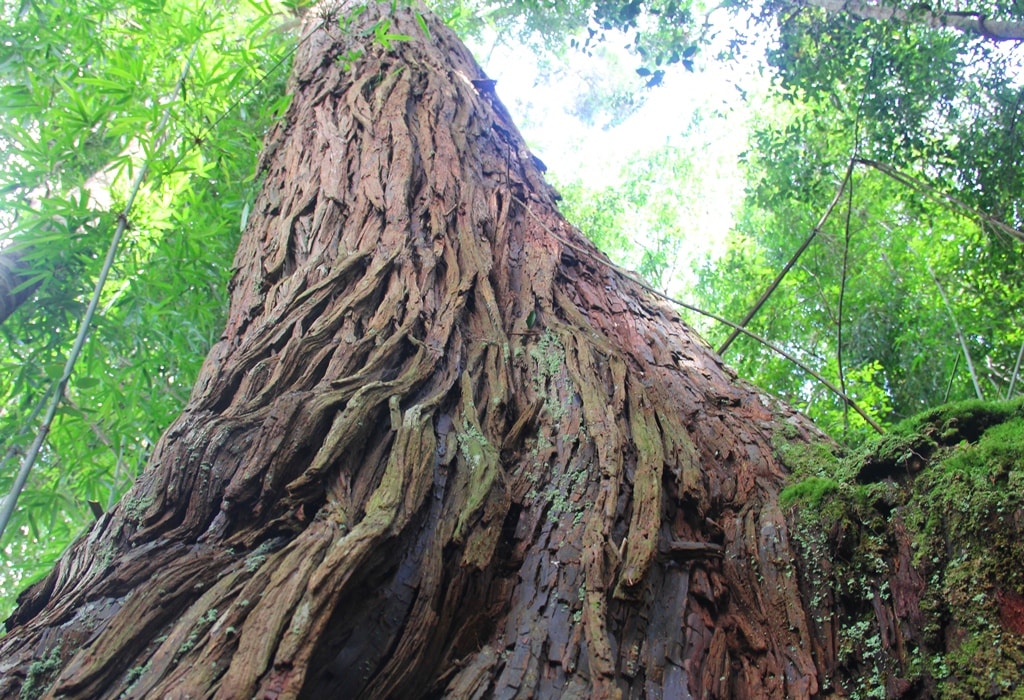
[2,5,831,698]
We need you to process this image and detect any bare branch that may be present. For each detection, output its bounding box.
[801,0,1024,41]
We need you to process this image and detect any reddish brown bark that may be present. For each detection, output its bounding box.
[1,6,834,698]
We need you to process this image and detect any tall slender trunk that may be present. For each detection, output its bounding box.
[0,6,829,698]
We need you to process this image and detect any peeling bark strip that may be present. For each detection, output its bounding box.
[1,6,828,699]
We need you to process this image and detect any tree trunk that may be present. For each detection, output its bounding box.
[0,5,858,698]
[0,249,39,326]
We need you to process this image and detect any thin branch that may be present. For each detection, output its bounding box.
[855,157,1024,244]
[837,162,854,431]
[717,158,857,355]
[1007,339,1024,399]
[926,265,984,400]
[944,353,960,403]
[0,45,199,543]
[517,197,885,434]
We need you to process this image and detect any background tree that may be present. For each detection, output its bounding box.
[695,10,1024,437]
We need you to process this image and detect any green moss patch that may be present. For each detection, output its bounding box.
[779,476,839,509]
[778,398,1024,698]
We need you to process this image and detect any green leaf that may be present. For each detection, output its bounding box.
[269,93,294,120]
[415,11,430,39]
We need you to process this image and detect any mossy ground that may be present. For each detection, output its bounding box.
[778,398,1024,699]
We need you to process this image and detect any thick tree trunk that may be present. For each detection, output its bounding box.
[1,5,836,698]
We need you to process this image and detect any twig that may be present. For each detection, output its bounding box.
[944,353,960,403]
[837,162,855,432]
[717,158,856,355]
[855,157,1024,244]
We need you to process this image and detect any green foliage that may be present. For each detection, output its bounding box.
[696,13,1024,441]
[556,141,715,291]
[471,0,703,76]
[0,0,295,622]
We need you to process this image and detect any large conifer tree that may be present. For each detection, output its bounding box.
[8,5,1020,699]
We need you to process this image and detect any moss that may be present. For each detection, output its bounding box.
[122,493,156,522]
[452,374,501,549]
[943,417,1024,483]
[528,329,568,422]
[454,418,498,537]
[244,552,267,572]
[122,661,151,697]
[529,329,564,379]
[938,628,1024,698]
[779,476,839,509]
[783,398,1024,697]
[900,397,1024,445]
[174,609,220,664]
[20,643,62,700]
[773,437,843,480]
[853,429,935,483]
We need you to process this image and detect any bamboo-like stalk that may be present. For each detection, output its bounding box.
[927,266,984,400]
[1007,340,1024,398]
[0,45,199,541]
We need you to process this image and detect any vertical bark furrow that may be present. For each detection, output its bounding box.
[614,383,666,600]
